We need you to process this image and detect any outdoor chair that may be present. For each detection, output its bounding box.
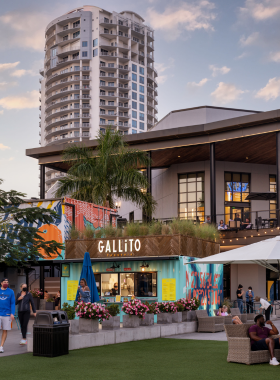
[195,310,225,333]
[225,323,280,365]
[214,309,232,324]
[231,308,247,323]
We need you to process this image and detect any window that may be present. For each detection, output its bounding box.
[101,273,119,296]
[224,173,250,203]
[74,122,79,127]
[139,76,144,84]
[132,111,137,119]
[74,131,79,137]
[139,122,144,130]
[108,101,114,106]
[93,49,98,57]
[74,112,79,117]
[74,66,80,71]
[82,41,88,47]
[73,52,79,59]
[108,91,114,96]
[73,21,80,28]
[100,80,105,86]
[74,94,79,99]
[82,51,88,57]
[139,113,144,121]
[132,64,137,72]
[178,172,205,222]
[100,128,106,134]
[132,101,137,109]
[139,85,144,93]
[132,130,137,134]
[73,31,80,39]
[139,67,144,75]
[132,92,137,100]
[108,63,114,68]
[132,120,137,128]
[132,73,137,82]
[139,103,144,112]
[270,175,277,219]
[108,110,115,115]
[132,82,137,91]
[139,94,144,102]
[108,82,114,87]
[93,38,98,47]
[51,48,56,57]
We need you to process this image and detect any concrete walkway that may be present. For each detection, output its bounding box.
[0,319,34,357]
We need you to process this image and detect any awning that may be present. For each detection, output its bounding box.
[245,192,276,201]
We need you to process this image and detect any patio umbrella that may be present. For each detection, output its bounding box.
[187,236,280,273]
[245,192,276,201]
[75,252,99,303]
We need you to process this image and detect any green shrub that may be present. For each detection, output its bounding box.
[62,302,76,320]
[170,219,180,234]
[179,219,196,237]
[83,225,95,239]
[175,302,185,312]
[70,225,80,240]
[106,304,120,317]
[104,225,118,237]
[196,223,219,242]
[139,224,149,236]
[95,229,103,239]
[149,221,162,235]
[125,223,140,236]
[116,228,123,237]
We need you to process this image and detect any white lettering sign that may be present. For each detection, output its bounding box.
[97,239,141,253]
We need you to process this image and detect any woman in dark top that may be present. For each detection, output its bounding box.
[16,283,36,345]
[55,290,61,308]
[236,284,244,314]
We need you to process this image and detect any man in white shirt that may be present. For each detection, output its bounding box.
[255,296,271,322]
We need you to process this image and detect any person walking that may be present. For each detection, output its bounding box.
[0,278,15,353]
[16,283,36,345]
[78,278,91,302]
[255,296,271,321]
[236,284,244,314]
[246,286,255,314]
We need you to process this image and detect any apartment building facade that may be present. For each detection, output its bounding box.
[39,5,158,196]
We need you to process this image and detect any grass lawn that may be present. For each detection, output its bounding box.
[1,338,279,380]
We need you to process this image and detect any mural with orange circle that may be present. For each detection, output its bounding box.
[38,224,63,260]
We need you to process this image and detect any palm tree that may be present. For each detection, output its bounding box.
[55,129,157,216]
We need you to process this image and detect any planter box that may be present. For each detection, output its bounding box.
[102,316,120,330]
[32,297,40,311]
[182,310,197,322]
[45,301,55,310]
[79,318,99,333]
[140,313,154,326]
[172,312,182,323]
[157,313,172,324]
[123,315,141,328]
[69,319,79,335]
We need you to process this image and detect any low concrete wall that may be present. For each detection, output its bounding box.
[27,321,197,352]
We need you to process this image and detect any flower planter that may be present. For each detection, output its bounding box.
[102,316,120,330]
[157,313,173,324]
[140,313,154,326]
[79,318,99,333]
[182,310,197,322]
[69,319,79,334]
[32,297,40,311]
[123,315,141,328]
[45,301,55,310]
[172,312,182,323]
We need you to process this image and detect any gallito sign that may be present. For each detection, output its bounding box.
[98,239,141,254]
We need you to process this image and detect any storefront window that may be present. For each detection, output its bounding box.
[270,175,276,219]
[120,273,135,296]
[178,172,205,222]
[225,172,250,203]
[101,273,119,296]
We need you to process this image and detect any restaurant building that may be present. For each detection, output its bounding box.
[26,105,280,303]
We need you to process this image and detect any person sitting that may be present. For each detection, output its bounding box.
[78,278,91,303]
[218,220,227,230]
[217,306,242,324]
[248,314,280,365]
[234,213,242,228]
[204,216,211,224]
[242,218,252,230]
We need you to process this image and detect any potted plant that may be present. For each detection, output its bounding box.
[75,301,110,333]
[156,302,178,324]
[62,302,78,334]
[140,302,159,326]
[177,297,200,321]
[103,304,120,330]
[45,297,55,310]
[29,289,42,311]
[173,302,184,323]
[122,299,149,328]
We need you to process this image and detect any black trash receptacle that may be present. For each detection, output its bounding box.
[33,310,69,357]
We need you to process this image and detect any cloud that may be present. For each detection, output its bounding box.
[155,58,175,84]
[255,77,280,100]
[239,0,280,21]
[235,52,249,60]
[0,143,10,150]
[0,62,20,71]
[211,82,245,104]
[0,82,17,90]
[11,69,34,78]
[187,78,209,89]
[209,65,231,77]
[0,90,39,110]
[239,32,260,46]
[0,110,3,115]
[268,51,280,62]
[146,1,216,41]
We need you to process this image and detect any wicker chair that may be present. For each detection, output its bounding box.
[195,310,225,333]
[231,308,247,323]
[225,323,280,365]
[214,309,233,325]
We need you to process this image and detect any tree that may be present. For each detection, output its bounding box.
[0,179,64,266]
[55,129,157,215]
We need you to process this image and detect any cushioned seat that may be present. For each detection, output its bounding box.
[195,310,225,333]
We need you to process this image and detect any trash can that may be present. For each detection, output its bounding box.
[33,310,69,357]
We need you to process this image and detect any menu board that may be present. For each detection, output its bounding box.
[162,279,176,301]
[67,280,79,301]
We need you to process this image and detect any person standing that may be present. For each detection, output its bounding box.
[246,286,255,314]
[255,296,271,321]
[78,279,91,302]
[0,278,15,353]
[236,284,244,314]
[16,283,36,345]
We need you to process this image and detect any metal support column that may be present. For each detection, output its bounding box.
[40,164,45,199]
[210,143,216,224]
[39,265,44,299]
[143,151,152,223]
[277,132,280,226]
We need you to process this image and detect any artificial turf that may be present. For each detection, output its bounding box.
[1,338,279,380]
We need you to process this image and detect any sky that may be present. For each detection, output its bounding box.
[1,0,280,197]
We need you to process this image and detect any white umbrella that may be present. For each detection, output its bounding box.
[187,236,280,273]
